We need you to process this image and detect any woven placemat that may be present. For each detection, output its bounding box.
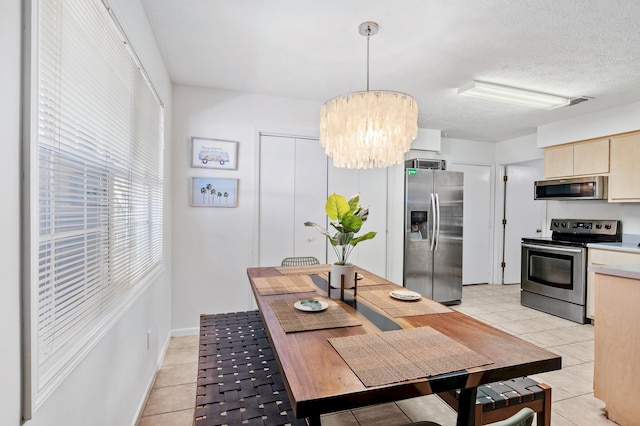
[275,264,331,275]
[358,287,453,317]
[328,327,493,387]
[252,275,316,295]
[269,298,362,333]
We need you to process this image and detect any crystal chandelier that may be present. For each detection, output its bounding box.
[319,22,418,169]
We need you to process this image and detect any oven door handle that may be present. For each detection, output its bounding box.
[521,243,583,254]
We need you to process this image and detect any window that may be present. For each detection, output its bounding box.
[24,0,164,414]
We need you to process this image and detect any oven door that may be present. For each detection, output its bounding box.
[521,243,586,305]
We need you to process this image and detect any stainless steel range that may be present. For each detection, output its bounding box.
[521,219,622,324]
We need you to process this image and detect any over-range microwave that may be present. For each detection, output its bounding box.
[534,176,608,200]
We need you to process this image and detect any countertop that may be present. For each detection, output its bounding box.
[589,264,640,280]
[587,234,640,253]
[587,241,640,253]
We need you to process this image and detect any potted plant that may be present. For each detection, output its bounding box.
[305,193,376,287]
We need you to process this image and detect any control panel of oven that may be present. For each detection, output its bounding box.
[549,219,620,235]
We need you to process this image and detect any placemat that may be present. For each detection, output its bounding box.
[275,264,331,275]
[358,287,453,317]
[328,327,493,387]
[269,298,362,333]
[252,275,316,295]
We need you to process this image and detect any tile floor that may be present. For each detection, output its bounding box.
[137,284,617,426]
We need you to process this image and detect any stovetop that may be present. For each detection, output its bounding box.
[522,218,622,247]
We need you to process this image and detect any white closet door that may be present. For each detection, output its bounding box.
[259,135,295,267]
[259,135,327,267]
[294,139,328,259]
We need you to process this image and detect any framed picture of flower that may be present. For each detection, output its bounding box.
[190,137,238,170]
[191,177,238,207]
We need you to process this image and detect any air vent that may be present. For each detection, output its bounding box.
[568,96,591,106]
[406,158,446,170]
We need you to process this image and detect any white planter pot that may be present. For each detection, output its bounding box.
[330,263,356,289]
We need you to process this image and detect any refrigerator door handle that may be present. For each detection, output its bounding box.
[434,192,440,251]
[430,193,436,251]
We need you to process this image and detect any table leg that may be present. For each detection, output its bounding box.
[456,387,477,426]
[307,414,321,426]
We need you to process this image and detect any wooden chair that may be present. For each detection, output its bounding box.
[437,377,551,426]
[280,256,320,266]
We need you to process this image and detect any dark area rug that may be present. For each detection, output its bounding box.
[195,311,307,426]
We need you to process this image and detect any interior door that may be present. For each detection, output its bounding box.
[259,135,327,267]
[503,161,546,284]
[448,163,492,285]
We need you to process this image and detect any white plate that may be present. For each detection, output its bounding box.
[356,273,363,280]
[389,290,422,301]
[294,299,329,312]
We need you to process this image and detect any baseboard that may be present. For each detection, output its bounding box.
[130,334,171,426]
[171,327,199,337]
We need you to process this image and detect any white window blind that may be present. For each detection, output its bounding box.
[29,0,164,409]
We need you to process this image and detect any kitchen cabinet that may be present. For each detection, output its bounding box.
[593,266,640,426]
[587,248,640,319]
[608,131,640,202]
[543,138,609,179]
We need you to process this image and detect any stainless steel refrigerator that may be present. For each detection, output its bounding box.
[403,160,463,304]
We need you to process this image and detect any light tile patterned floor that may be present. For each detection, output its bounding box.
[137,285,617,426]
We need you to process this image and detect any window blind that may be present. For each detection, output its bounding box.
[32,0,163,406]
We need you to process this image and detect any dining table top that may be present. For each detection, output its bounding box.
[247,265,561,425]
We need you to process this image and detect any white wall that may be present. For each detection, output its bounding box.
[546,201,640,235]
[537,100,640,147]
[1,1,174,425]
[1,1,23,424]
[495,134,543,164]
[171,86,323,333]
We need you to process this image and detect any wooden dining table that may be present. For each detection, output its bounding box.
[247,266,561,426]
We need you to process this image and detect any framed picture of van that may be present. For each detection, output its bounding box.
[190,137,238,170]
[191,177,238,207]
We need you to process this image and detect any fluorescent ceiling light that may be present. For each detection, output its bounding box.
[457,81,571,110]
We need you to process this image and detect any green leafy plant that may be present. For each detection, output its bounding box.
[305,193,376,265]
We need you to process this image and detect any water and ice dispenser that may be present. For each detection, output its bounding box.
[409,211,428,241]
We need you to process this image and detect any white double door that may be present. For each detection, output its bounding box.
[258,135,328,267]
[258,134,387,276]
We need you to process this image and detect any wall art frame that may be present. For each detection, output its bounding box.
[191,137,238,170]
[191,177,238,207]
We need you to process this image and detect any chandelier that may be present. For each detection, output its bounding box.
[319,22,419,169]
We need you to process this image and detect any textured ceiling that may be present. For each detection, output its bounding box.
[140,0,640,142]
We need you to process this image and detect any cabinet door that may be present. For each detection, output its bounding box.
[587,248,640,319]
[543,144,573,178]
[573,139,609,176]
[609,132,640,201]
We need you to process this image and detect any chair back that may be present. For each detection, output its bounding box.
[281,256,320,267]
